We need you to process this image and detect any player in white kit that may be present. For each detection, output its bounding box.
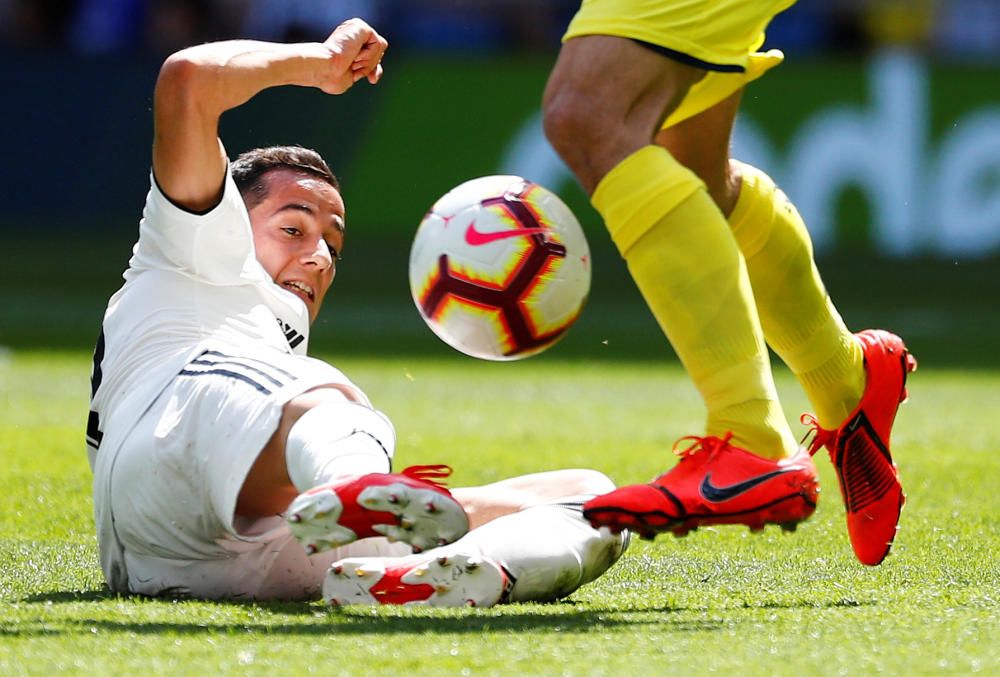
[86,19,627,606]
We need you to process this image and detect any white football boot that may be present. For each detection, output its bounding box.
[323,551,512,607]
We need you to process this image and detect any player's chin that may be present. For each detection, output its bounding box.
[307,299,325,323]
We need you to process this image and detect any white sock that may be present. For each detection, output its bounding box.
[284,400,395,493]
[442,495,629,603]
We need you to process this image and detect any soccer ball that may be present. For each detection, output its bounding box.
[409,175,591,361]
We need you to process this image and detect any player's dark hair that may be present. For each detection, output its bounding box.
[232,146,340,209]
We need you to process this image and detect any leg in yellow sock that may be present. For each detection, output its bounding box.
[545,34,821,537]
[593,146,798,459]
[727,161,865,428]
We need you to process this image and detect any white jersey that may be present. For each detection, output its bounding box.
[88,168,367,465]
[88,167,370,591]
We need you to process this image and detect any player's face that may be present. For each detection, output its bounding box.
[248,169,346,324]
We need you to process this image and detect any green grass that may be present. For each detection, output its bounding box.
[1,350,998,675]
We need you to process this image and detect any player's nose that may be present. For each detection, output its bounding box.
[303,238,333,270]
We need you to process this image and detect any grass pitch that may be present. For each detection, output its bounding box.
[1,350,998,675]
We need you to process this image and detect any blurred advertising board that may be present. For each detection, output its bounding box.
[4,50,997,258]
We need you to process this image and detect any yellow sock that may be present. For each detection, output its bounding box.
[728,161,865,429]
[593,146,797,459]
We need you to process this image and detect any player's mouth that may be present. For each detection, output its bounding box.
[282,280,315,303]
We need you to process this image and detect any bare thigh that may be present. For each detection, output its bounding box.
[543,34,705,193]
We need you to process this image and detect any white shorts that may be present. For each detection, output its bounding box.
[103,349,408,600]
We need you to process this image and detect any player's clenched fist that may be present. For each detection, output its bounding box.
[315,18,388,94]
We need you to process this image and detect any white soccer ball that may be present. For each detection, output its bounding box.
[409,175,591,360]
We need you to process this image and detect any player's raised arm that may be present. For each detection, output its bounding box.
[152,18,388,212]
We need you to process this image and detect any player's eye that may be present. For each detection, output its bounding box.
[325,242,341,261]
[282,226,301,237]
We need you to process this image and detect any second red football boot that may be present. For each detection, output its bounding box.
[583,433,819,539]
[285,464,469,554]
[804,329,917,566]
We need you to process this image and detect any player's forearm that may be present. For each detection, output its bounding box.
[156,40,334,118]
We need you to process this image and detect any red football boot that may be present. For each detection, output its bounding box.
[583,433,819,539]
[285,465,469,554]
[323,551,513,607]
[804,329,917,566]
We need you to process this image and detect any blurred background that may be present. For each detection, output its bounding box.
[1,0,998,366]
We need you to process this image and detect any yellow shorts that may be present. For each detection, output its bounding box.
[563,0,796,128]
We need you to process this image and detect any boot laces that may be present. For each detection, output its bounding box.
[672,431,735,459]
[800,413,835,457]
[401,464,453,488]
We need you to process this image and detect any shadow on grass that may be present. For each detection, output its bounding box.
[8,590,873,639]
[22,589,325,616]
[2,611,717,638]
[21,589,116,604]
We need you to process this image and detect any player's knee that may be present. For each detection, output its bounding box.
[542,89,639,192]
[564,468,617,496]
[542,86,610,163]
[283,386,363,424]
[579,470,615,494]
[291,399,395,457]
[283,396,395,491]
